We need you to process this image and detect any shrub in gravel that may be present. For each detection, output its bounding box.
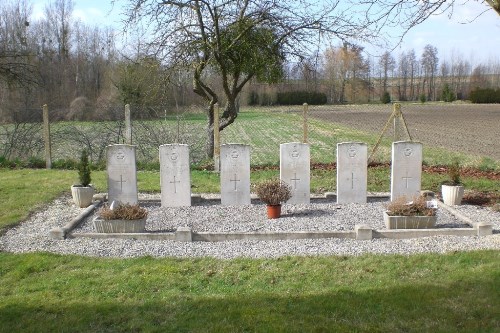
[385,195,436,217]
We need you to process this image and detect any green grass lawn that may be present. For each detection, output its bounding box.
[0,251,499,332]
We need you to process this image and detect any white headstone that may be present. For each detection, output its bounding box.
[336,142,367,203]
[280,142,310,204]
[159,144,191,207]
[107,144,138,205]
[220,144,251,205]
[391,141,423,201]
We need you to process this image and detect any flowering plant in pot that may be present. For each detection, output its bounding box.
[441,159,464,205]
[254,179,292,219]
[384,195,437,229]
[71,149,95,208]
[94,202,148,233]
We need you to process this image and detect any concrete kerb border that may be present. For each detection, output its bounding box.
[50,199,104,240]
[53,193,494,242]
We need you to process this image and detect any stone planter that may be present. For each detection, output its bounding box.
[71,185,95,208]
[441,184,464,206]
[94,218,146,233]
[384,211,437,229]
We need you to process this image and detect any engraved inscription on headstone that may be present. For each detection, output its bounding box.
[220,144,251,205]
[107,144,138,205]
[280,142,310,204]
[336,142,367,203]
[159,144,191,207]
[390,141,423,201]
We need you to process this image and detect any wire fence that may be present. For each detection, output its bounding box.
[1,102,499,168]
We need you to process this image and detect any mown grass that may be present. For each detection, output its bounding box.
[0,251,499,332]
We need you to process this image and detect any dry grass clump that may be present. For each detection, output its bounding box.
[254,179,292,206]
[462,190,499,207]
[492,203,500,212]
[98,203,148,220]
[386,195,436,217]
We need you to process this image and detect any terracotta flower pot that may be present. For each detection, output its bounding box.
[267,205,282,219]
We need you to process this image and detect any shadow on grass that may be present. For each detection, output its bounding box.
[1,278,498,333]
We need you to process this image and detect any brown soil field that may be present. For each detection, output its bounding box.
[309,103,500,161]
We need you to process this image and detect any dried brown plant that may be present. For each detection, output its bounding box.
[254,179,292,206]
[385,195,436,217]
[98,203,148,220]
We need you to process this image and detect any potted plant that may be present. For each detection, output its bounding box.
[441,159,464,205]
[71,149,95,208]
[384,195,437,229]
[94,202,148,233]
[254,179,292,219]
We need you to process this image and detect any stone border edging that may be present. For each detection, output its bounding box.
[51,194,494,241]
[50,200,103,240]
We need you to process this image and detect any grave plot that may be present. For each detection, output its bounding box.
[55,193,493,242]
[280,142,310,204]
[159,144,191,207]
[336,142,367,204]
[220,144,251,205]
[107,144,138,205]
[390,141,422,201]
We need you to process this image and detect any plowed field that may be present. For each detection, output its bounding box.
[309,103,500,161]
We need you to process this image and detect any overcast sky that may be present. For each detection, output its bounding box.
[32,0,500,64]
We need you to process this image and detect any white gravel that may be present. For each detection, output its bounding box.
[1,193,499,259]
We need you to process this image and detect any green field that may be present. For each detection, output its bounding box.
[2,108,498,169]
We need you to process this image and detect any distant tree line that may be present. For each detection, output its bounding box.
[247,43,500,105]
[1,0,500,124]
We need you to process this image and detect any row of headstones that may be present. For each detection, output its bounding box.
[106,141,423,206]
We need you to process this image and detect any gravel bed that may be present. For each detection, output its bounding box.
[1,193,499,259]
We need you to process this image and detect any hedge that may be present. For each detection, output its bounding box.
[469,88,500,103]
[277,91,327,105]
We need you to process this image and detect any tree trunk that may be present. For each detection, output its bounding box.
[205,97,239,159]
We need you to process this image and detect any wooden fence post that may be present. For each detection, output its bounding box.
[125,104,132,144]
[42,104,52,169]
[303,103,309,143]
[213,103,220,173]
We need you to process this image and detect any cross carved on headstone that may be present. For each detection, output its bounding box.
[351,172,358,190]
[230,174,240,191]
[402,174,412,189]
[170,176,181,193]
[116,175,126,192]
[291,173,300,190]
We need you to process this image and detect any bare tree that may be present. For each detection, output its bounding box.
[396,51,409,101]
[120,0,381,158]
[378,51,395,98]
[0,0,38,88]
[355,0,499,43]
[421,44,439,100]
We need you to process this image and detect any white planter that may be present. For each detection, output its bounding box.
[71,185,95,208]
[384,211,437,229]
[441,184,464,206]
[94,218,147,233]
